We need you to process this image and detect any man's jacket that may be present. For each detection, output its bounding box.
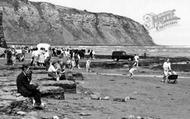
[16,72,37,97]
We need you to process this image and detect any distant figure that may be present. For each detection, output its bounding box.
[58,60,66,73]
[16,64,43,108]
[6,48,13,65]
[92,50,95,59]
[134,54,139,67]
[86,57,91,72]
[89,50,93,59]
[37,52,45,66]
[162,58,172,82]
[143,52,147,59]
[128,58,137,79]
[66,58,72,69]
[74,53,80,69]
[31,49,39,66]
[11,48,16,65]
[71,58,75,70]
[44,56,51,71]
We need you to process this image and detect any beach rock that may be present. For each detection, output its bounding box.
[40,80,77,93]
[40,86,65,99]
[17,111,26,115]
[52,115,59,119]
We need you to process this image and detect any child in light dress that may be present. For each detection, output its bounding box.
[86,58,91,72]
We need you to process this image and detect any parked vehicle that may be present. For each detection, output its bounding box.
[112,51,134,61]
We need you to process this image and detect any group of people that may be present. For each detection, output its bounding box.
[128,54,176,83]
[30,47,95,71]
[6,47,25,65]
[15,51,93,109]
[30,47,94,82]
[15,49,177,109]
[48,60,66,81]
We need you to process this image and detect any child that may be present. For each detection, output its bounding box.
[86,57,91,72]
[128,58,137,79]
[71,58,75,70]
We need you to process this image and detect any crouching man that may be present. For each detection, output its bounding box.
[16,64,43,108]
[128,58,137,79]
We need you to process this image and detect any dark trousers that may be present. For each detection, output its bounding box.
[21,89,41,105]
[7,57,13,65]
[30,90,41,105]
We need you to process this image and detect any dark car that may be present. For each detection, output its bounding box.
[112,51,134,61]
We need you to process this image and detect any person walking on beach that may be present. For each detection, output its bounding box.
[162,58,172,82]
[134,54,139,67]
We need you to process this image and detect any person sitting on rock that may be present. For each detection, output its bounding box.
[16,64,43,108]
[66,57,72,69]
[48,61,61,81]
[57,60,66,73]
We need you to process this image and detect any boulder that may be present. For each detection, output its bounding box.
[40,80,77,93]
[40,86,65,100]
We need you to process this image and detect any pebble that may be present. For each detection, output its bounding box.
[17,111,26,116]
[128,115,135,118]
[52,115,59,119]
[90,94,99,100]
[79,112,91,116]
[124,96,131,101]
[102,96,110,100]
[136,116,142,119]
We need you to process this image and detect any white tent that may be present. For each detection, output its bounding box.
[37,43,51,51]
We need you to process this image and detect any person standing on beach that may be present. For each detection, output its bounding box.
[6,48,13,65]
[134,54,139,67]
[86,57,91,72]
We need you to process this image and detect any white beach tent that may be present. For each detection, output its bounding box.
[37,43,51,51]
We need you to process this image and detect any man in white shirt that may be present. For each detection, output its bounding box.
[162,58,172,82]
[134,54,139,67]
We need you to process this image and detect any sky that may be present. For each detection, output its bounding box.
[30,0,190,46]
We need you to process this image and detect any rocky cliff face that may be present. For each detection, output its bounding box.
[0,0,155,45]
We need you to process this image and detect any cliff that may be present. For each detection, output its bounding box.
[0,0,155,46]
